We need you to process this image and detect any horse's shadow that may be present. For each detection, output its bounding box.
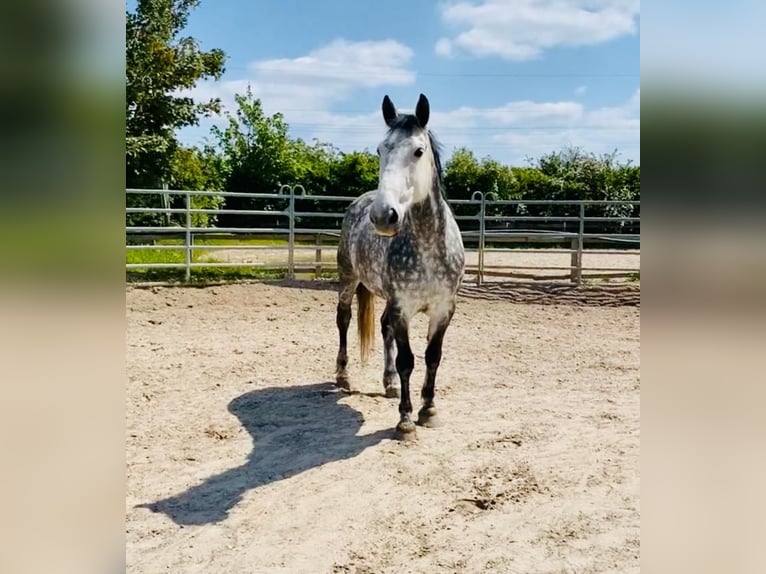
[138,382,391,526]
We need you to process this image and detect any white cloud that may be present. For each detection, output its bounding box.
[249,39,415,107]
[183,38,415,127]
[435,0,640,60]
[177,39,638,165]
[434,38,453,57]
[574,85,588,96]
[180,86,640,165]
[485,89,640,164]
[177,38,416,149]
[410,89,640,165]
[291,90,640,165]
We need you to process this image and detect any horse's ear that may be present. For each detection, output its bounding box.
[415,93,430,128]
[382,95,397,127]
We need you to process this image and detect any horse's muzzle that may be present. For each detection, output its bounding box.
[372,223,399,237]
[369,206,401,236]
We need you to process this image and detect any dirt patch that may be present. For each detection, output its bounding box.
[126,282,639,573]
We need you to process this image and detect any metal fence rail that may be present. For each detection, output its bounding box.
[126,186,639,284]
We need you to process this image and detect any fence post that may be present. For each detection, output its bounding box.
[162,182,171,227]
[570,238,579,284]
[574,202,585,285]
[480,192,487,285]
[184,192,192,282]
[471,191,485,285]
[287,185,295,279]
[314,233,322,278]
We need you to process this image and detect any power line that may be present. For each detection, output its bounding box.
[219,107,639,116]
[183,128,638,146]
[422,72,636,78]
[283,124,638,132]
[222,66,638,79]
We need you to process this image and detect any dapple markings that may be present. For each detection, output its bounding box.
[335,94,465,440]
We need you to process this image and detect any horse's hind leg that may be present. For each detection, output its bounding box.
[380,302,400,398]
[417,301,456,428]
[335,280,357,390]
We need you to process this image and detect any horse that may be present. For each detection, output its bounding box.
[335,93,466,441]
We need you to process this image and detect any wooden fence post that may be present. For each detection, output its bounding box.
[314,234,322,278]
[570,237,579,284]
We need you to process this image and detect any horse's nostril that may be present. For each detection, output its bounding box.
[387,209,399,226]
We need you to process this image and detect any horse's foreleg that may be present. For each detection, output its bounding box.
[335,281,357,390]
[391,306,416,440]
[418,301,456,427]
[380,302,400,398]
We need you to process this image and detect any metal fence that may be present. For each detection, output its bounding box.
[126,186,640,285]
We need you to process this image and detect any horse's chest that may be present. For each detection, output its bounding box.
[386,250,459,295]
[350,222,464,303]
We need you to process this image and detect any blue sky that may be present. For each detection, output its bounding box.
[134,0,640,166]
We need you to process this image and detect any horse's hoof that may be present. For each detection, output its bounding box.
[384,385,400,399]
[417,407,440,428]
[335,376,351,391]
[394,420,417,441]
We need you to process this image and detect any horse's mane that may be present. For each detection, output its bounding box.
[387,114,446,199]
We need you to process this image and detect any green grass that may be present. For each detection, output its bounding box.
[152,237,339,247]
[126,238,637,285]
[126,247,187,265]
[126,268,280,284]
[125,266,339,284]
[191,237,285,246]
[126,241,340,283]
[126,234,341,284]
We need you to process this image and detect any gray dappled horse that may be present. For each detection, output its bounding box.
[335,94,465,441]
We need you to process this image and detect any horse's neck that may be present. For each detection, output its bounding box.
[408,179,448,240]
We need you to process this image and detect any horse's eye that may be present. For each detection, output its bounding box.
[414,148,424,158]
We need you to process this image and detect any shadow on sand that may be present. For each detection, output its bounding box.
[138,382,391,526]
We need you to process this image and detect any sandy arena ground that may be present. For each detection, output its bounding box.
[126,282,640,573]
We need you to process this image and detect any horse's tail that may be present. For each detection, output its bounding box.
[356,283,375,364]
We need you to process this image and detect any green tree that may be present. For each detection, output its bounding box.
[331,151,379,197]
[288,139,339,196]
[476,157,518,201]
[168,146,224,227]
[297,149,379,229]
[533,147,639,201]
[212,87,295,227]
[126,0,225,188]
[214,87,292,193]
[125,145,224,228]
[533,147,640,225]
[507,167,560,218]
[286,139,345,230]
[443,148,518,201]
[443,147,481,200]
[510,167,558,199]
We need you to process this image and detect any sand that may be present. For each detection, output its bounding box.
[126,281,639,573]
